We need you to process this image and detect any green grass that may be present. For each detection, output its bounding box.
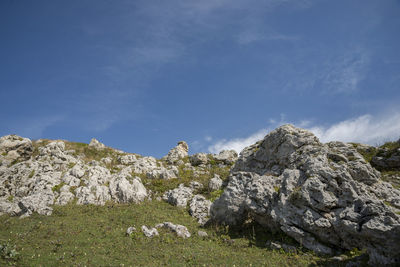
[350,143,377,163]
[51,183,66,194]
[142,164,231,198]
[0,201,357,267]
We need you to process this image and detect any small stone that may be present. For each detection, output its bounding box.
[197,231,208,237]
[141,225,159,238]
[126,226,136,236]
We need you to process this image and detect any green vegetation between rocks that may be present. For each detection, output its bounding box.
[0,201,361,267]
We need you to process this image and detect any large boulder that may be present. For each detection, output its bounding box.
[189,195,211,225]
[211,124,400,265]
[162,184,193,207]
[109,176,147,203]
[163,141,189,164]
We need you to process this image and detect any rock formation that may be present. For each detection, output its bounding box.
[210,125,400,265]
[1,126,399,265]
[162,141,189,164]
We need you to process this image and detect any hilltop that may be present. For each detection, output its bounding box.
[0,125,399,266]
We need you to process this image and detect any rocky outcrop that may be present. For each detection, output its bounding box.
[208,175,223,191]
[190,153,208,166]
[189,195,211,225]
[371,147,400,170]
[211,125,400,265]
[0,135,33,162]
[0,138,149,217]
[214,150,238,165]
[162,184,193,207]
[163,141,189,164]
[88,138,106,150]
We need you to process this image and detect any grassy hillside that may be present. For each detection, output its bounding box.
[0,200,365,266]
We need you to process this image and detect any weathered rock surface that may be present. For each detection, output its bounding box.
[214,150,238,165]
[88,138,106,150]
[197,230,208,237]
[0,137,148,217]
[141,225,159,238]
[371,148,400,170]
[126,226,137,236]
[162,184,193,207]
[0,135,33,161]
[155,222,191,238]
[208,175,223,191]
[163,141,189,164]
[189,195,211,225]
[190,153,208,166]
[211,124,400,265]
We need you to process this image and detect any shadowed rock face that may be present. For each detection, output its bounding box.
[211,124,400,265]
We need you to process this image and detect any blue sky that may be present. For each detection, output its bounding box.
[1,0,400,157]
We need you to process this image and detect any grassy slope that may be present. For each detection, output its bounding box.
[0,200,356,267]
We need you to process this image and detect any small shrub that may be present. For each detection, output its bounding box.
[28,170,35,178]
[0,242,19,260]
[7,195,14,202]
[1,152,7,156]
[288,187,302,203]
[67,162,76,169]
[210,189,224,201]
[52,183,66,193]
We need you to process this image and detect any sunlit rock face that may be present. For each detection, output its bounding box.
[211,124,400,265]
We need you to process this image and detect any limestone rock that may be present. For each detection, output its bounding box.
[141,225,159,238]
[214,150,238,165]
[190,153,208,166]
[70,164,85,178]
[0,135,33,161]
[155,222,191,238]
[189,195,211,225]
[211,124,400,265]
[162,184,193,207]
[163,141,189,164]
[109,176,147,203]
[88,138,106,150]
[146,166,178,180]
[55,191,74,205]
[189,181,203,191]
[208,175,223,191]
[126,226,137,236]
[197,231,208,237]
[118,154,137,165]
[18,189,55,217]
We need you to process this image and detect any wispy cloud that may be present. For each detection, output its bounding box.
[208,111,400,153]
[8,115,64,139]
[320,48,370,93]
[236,29,299,45]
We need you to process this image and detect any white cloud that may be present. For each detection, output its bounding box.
[208,128,270,154]
[310,113,400,145]
[208,112,400,154]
